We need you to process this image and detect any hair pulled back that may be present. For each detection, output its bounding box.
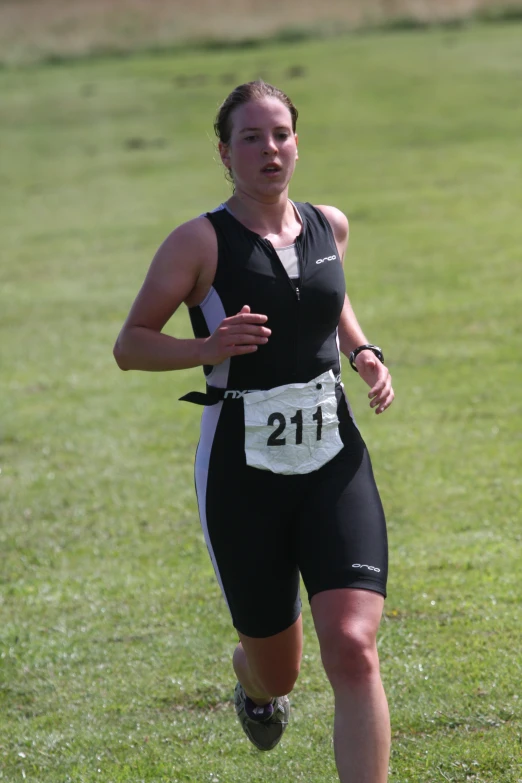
[214,80,298,145]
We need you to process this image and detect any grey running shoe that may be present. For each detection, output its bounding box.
[234,681,290,751]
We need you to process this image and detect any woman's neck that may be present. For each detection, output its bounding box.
[226,190,299,240]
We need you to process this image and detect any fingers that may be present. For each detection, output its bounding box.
[224,323,271,339]
[228,344,259,356]
[203,307,271,365]
[218,306,271,348]
[374,387,394,415]
[368,374,388,402]
[225,310,268,326]
[221,332,269,346]
[368,371,394,414]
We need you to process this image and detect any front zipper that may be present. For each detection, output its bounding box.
[263,236,303,379]
[263,238,300,299]
[294,236,303,379]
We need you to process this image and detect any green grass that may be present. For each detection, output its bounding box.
[1,21,522,783]
[2,1,522,68]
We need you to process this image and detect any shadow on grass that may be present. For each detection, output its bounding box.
[154,687,231,713]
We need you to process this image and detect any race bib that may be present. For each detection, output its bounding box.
[243,370,343,475]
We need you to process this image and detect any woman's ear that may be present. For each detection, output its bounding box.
[218,141,231,170]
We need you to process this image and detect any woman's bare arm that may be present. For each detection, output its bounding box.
[113,217,271,372]
[317,204,395,414]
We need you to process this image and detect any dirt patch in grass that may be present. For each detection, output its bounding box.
[1,0,522,66]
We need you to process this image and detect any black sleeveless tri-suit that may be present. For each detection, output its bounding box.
[186,202,388,637]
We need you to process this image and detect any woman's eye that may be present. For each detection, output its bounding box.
[244,135,257,142]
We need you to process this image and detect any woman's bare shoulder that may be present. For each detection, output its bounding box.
[160,214,217,260]
[314,205,349,259]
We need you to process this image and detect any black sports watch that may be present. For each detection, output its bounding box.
[349,344,384,372]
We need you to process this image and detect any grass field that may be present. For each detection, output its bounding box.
[2,0,522,65]
[1,18,522,783]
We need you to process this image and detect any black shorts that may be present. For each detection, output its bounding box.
[194,388,388,638]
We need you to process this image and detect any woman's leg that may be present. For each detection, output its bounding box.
[311,588,390,783]
[231,615,302,751]
[233,614,303,703]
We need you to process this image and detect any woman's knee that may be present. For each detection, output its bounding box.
[311,588,384,687]
[320,626,380,686]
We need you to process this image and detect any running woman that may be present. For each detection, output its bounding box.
[114,80,394,783]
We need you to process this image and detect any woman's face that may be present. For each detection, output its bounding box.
[219,97,298,200]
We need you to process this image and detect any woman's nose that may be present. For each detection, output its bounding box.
[262,136,278,154]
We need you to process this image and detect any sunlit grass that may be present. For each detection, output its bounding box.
[1,21,521,783]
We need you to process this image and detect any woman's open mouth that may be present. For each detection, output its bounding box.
[261,163,282,176]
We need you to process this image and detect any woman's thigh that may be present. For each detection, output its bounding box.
[311,587,385,643]
[298,444,388,603]
[195,402,303,637]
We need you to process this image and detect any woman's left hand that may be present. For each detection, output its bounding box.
[355,351,394,415]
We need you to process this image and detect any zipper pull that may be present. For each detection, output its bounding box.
[295,286,300,301]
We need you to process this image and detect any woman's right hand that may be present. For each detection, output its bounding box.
[201,305,271,365]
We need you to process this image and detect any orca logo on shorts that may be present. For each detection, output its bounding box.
[352,563,381,573]
[316,255,337,264]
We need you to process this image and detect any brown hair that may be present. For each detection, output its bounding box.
[214,80,298,145]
